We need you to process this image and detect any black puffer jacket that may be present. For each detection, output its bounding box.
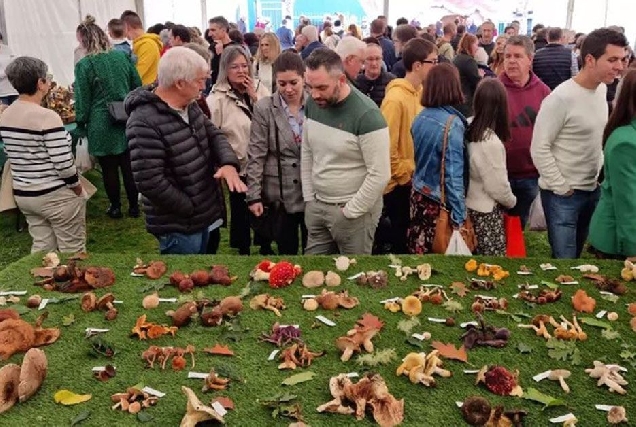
[125,86,240,236]
[355,71,396,107]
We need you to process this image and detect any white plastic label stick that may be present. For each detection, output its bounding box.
[141,386,165,398]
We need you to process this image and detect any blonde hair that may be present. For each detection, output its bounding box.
[255,33,281,63]
[76,15,111,55]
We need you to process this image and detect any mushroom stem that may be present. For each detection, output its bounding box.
[558,376,570,393]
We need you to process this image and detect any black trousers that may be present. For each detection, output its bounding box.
[96,150,138,209]
[277,212,308,255]
[228,186,251,255]
[384,183,411,254]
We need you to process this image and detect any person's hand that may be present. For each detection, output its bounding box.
[249,202,264,217]
[214,165,247,192]
[561,190,574,197]
[478,68,485,77]
[71,183,83,196]
[214,40,223,55]
[243,76,257,102]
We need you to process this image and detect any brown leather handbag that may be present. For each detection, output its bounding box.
[432,115,477,254]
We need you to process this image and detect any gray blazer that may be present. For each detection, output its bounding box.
[245,94,305,213]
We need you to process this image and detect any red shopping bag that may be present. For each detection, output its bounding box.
[505,214,526,258]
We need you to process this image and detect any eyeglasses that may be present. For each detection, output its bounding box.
[421,59,439,65]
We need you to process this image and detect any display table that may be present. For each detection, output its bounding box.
[0,253,628,426]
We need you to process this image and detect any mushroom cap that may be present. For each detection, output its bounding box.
[337,292,359,309]
[18,348,47,403]
[96,293,115,310]
[461,396,492,426]
[401,296,423,317]
[531,314,551,326]
[608,406,627,424]
[302,271,325,288]
[0,363,20,413]
[335,336,359,352]
[548,369,571,380]
[80,292,97,312]
[325,271,341,287]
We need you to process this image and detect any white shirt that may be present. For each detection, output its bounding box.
[0,44,18,97]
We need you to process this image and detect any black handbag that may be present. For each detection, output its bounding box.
[250,120,287,241]
[87,57,128,125]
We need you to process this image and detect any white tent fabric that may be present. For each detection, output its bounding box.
[4,0,135,86]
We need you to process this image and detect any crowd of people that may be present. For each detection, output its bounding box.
[0,10,635,260]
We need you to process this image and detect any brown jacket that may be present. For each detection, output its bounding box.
[245,94,305,213]
[207,81,270,173]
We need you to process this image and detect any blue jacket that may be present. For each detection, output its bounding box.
[301,41,324,60]
[411,106,468,225]
[276,26,294,50]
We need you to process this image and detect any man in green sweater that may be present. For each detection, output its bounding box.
[301,48,391,255]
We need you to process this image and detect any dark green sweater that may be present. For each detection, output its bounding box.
[74,50,141,157]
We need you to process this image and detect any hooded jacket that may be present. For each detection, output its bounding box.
[499,71,551,179]
[356,71,396,107]
[132,33,162,85]
[124,86,240,236]
[381,78,423,193]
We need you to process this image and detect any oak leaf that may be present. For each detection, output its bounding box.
[450,282,469,297]
[211,396,235,410]
[204,343,235,356]
[431,341,468,362]
[357,313,385,330]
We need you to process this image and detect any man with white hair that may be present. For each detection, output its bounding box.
[335,36,366,84]
[125,46,245,254]
[300,25,323,60]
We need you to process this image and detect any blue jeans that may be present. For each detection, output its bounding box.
[0,95,18,106]
[541,188,600,259]
[509,178,538,229]
[158,230,209,255]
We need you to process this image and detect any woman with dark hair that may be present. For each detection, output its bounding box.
[243,33,260,56]
[246,52,308,254]
[73,15,142,219]
[588,69,636,259]
[407,63,467,254]
[453,33,482,117]
[466,79,517,255]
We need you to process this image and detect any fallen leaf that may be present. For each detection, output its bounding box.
[601,329,621,340]
[405,336,424,348]
[541,281,559,289]
[31,267,53,277]
[450,282,469,297]
[54,389,92,405]
[431,341,468,362]
[517,343,532,354]
[601,293,619,303]
[522,387,566,409]
[580,317,612,329]
[63,314,75,326]
[211,396,235,410]
[10,304,30,315]
[281,371,316,386]
[137,412,154,423]
[70,410,91,426]
[357,313,385,330]
[443,299,463,313]
[204,343,235,356]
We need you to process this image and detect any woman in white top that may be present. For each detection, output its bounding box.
[0,32,18,105]
[253,33,281,94]
[465,79,517,256]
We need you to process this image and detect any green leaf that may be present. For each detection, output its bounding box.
[546,338,581,366]
[278,393,297,403]
[137,412,154,423]
[70,410,91,426]
[397,317,420,334]
[511,314,522,323]
[601,293,619,303]
[48,295,81,304]
[138,283,165,293]
[580,317,612,329]
[62,314,75,326]
[356,349,398,367]
[405,336,424,348]
[281,371,316,386]
[522,387,566,409]
[601,329,621,340]
[10,305,31,315]
[214,362,242,382]
[443,299,463,313]
[517,342,532,354]
[541,280,559,289]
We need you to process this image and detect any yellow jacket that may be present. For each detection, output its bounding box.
[133,33,162,85]
[380,78,423,193]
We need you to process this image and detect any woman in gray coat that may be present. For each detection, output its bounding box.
[246,51,307,254]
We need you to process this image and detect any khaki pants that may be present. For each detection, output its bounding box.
[15,187,87,253]
[304,199,382,255]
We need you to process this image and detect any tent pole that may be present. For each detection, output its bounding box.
[603,0,609,26]
[0,0,7,44]
[565,0,575,29]
[383,0,389,21]
[201,0,207,32]
[135,0,146,28]
[78,0,82,23]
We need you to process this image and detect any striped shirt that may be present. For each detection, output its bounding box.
[0,100,78,196]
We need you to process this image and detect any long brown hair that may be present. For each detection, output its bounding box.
[466,79,511,143]
[603,69,636,145]
[421,63,464,108]
[457,33,478,55]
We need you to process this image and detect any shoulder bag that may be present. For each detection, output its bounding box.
[87,57,128,124]
[432,115,477,254]
[249,118,287,242]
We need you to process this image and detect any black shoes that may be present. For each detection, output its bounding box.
[128,206,140,218]
[106,205,123,219]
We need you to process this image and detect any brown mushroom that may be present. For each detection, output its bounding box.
[607,406,628,424]
[142,293,160,309]
[18,348,47,402]
[337,291,359,309]
[302,271,325,288]
[80,292,97,312]
[128,401,142,414]
[181,386,225,426]
[218,296,243,316]
[0,363,20,413]
[547,369,571,393]
[325,271,341,287]
[316,289,340,310]
[167,301,198,327]
[460,396,491,426]
[96,294,115,310]
[335,336,361,362]
[26,295,42,309]
[145,261,167,280]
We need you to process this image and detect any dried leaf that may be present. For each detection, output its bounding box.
[601,329,621,340]
[443,299,463,313]
[583,273,605,282]
[31,267,53,277]
[431,341,468,362]
[356,349,398,367]
[601,293,619,303]
[522,387,566,409]
[357,313,385,330]
[137,412,154,423]
[54,389,92,405]
[204,343,235,356]
[450,282,469,297]
[517,342,532,354]
[397,317,420,334]
[281,371,316,386]
[211,396,235,410]
[70,410,91,426]
[62,314,75,326]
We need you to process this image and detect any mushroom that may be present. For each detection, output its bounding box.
[218,296,243,316]
[325,271,341,287]
[315,289,340,310]
[548,369,571,393]
[0,363,20,413]
[180,386,225,426]
[607,406,628,424]
[142,292,160,309]
[26,295,42,309]
[460,396,491,426]
[334,256,356,271]
[335,336,360,362]
[17,348,47,403]
[96,293,115,311]
[201,369,230,392]
[337,290,359,309]
[607,312,619,321]
[401,296,422,317]
[417,263,432,280]
[518,314,552,339]
[572,289,596,313]
[302,271,325,288]
[166,301,198,327]
[504,409,529,427]
[303,298,319,311]
[396,352,426,376]
[249,294,285,316]
[80,292,97,312]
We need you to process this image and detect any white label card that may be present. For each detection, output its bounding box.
[158,298,177,303]
[348,272,364,280]
[188,372,210,379]
[278,325,300,329]
[422,284,444,288]
[113,300,123,304]
[456,401,464,407]
[141,386,165,398]
[130,272,145,277]
[476,295,497,300]
[211,401,228,417]
[38,298,49,310]
[595,405,614,412]
[596,310,607,319]
[550,414,576,423]
[533,370,552,382]
[517,271,533,275]
[0,290,27,296]
[380,297,401,304]
[411,333,426,341]
[560,281,579,285]
[301,295,316,299]
[518,284,538,289]
[346,372,359,377]
[464,370,480,374]
[315,315,336,326]
[599,291,615,296]
[268,350,280,361]
[460,321,478,328]
[92,366,116,372]
[86,328,109,333]
[427,317,446,323]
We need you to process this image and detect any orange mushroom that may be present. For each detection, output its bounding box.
[571,290,596,313]
[401,296,422,317]
[477,264,490,277]
[628,303,636,317]
[464,259,478,272]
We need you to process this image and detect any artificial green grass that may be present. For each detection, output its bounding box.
[0,253,631,426]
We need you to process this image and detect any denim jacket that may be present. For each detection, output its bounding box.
[411,106,468,225]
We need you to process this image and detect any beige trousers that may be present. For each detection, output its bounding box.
[15,187,87,253]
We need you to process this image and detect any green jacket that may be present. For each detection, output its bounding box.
[73,50,142,157]
[589,119,636,257]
